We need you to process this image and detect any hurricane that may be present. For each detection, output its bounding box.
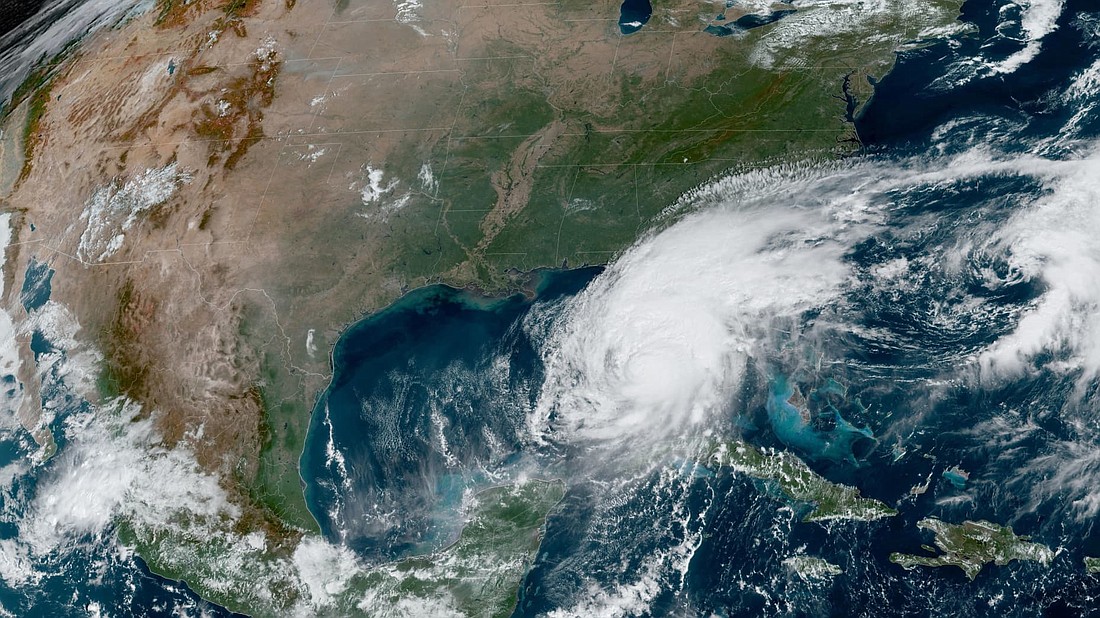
[6,0,1100,615]
[528,198,859,449]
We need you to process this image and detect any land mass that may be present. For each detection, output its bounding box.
[124,476,565,616]
[711,440,897,522]
[890,518,1055,580]
[0,0,966,613]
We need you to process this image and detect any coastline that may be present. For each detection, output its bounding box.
[297,265,601,546]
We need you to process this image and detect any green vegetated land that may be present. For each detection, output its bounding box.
[249,0,968,535]
[890,518,1055,579]
[0,0,979,615]
[396,53,853,285]
[711,440,898,522]
[125,479,565,617]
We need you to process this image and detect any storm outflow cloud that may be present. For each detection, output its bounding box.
[529,143,1100,453]
[527,165,884,449]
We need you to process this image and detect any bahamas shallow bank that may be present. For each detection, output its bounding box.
[6,0,1100,615]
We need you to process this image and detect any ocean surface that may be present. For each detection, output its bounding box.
[0,311,241,615]
[0,1,48,40]
[0,0,149,108]
[301,267,601,560]
[300,0,1100,613]
[3,0,1100,614]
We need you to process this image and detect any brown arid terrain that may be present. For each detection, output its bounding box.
[0,0,965,612]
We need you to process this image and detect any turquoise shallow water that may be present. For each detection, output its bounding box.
[293,3,1100,602]
[766,375,876,466]
[6,0,1100,612]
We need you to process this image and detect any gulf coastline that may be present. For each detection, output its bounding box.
[298,266,603,549]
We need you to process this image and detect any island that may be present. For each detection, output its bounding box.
[890,518,1054,580]
[782,555,844,582]
[710,441,897,522]
[0,0,966,613]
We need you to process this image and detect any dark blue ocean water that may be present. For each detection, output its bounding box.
[6,0,1100,614]
[297,0,1100,613]
[300,268,600,559]
[0,325,242,617]
[301,166,1100,616]
[856,0,1100,150]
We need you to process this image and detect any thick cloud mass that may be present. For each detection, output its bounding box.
[529,184,869,448]
[529,145,1100,455]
